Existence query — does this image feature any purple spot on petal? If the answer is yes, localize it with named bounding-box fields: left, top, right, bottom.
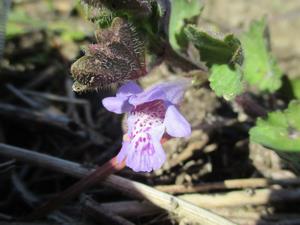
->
left=135, top=141, right=139, bottom=148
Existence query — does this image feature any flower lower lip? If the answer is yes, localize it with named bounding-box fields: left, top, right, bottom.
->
left=103, top=80, right=191, bottom=172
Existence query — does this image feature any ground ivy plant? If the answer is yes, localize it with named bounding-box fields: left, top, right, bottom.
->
left=70, top=0, right=300, bottom=172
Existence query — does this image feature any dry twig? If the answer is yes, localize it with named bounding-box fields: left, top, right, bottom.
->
left=82, top=197, right=136, bottom=225
left=179, top=188, right=300, bottom=208
left=155, top=178, right=300, bottom=194
left=98, top=201, right=160, bottom=217
left=26, top=156, right=124, bottom=220
left=0, top=143, right=235, bottom=225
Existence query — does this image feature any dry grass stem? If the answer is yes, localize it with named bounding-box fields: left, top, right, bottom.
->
left=0, top=143, right=235, bottom=225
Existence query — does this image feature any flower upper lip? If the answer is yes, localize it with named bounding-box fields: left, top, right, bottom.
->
left=102, top=79, right=191, bottom=114
left=128, top=79, right=191, bottom=107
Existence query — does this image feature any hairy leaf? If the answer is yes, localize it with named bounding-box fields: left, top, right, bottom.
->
left=71, top=17, right=146, bottom=92
left=250, top=101, right=300, bottom=152
left=209, top=64, right=244, bottom=100
left=169, top=0, right=202, bottom=50
left=290, top=78, right=300, bottom=99
left=241, top=18, right=282, bottom=92
left=82, top=0, right=152, bottom=17
left=185, top=25, right=243, bottom=67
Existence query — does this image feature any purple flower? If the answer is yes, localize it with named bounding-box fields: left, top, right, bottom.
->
left=102, top=80, right=191, bottom=172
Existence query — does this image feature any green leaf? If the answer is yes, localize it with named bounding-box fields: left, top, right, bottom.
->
left=290, top=78, right=300, bottom=99
left=7, top=7, right=90, bottom=41
left=250, top=101, right=300, bottom=152
left=241, top=18, right=282, bottom=92
left=6, top=9, right=46, bottom=38
left=49, top=22, right=86, bottom=41
left=209, top=64, right=244, bottom=100
left=185, top=25, right=242, bottom=67
left=169, top=0, right=202, bottom=50
left=185, top=25, right=244, bottom=100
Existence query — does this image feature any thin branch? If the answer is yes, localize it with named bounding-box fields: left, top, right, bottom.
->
left=235, top=93, right=268, bottom=118
left=98, top=201, right=160, bottom=217
left=99, top=200, right=300, bottom=224
left=0, top=223, right=58, bottom=225
left=22, top=90, right=89, bottom=105
left=155, top=178, right=300, bottom=194
left=22, top=66, right=57, bottom=90
left=168, top=137, right=209, bottom=169
left=11, top=172, right=39, bottom=206
left=26, top=157, right=125, bottom=220
left=0, top=103, right=80, bottom=138
left=0, top=103, right=107, bottom=145
left=0, top=143, right=235, bottom=225
left=22, top=89, right=94, bottom=127
left=6, top=84, right=42, bottom=109
left=179, top=188, right=300, bottom=208
left=82, top=197, right=136, bottom=225
left=214, top=209, right=300, bottom=221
